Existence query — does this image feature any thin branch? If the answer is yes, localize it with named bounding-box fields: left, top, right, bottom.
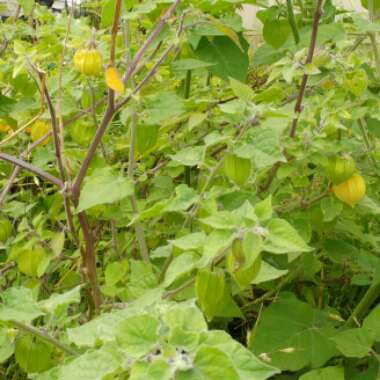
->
left=0, top=113, right=42, bottom=147
left=71, top=0, right=123, bottom=198
left=128, top=111, right=150, bottom=262
left=73, top=39, right=180, bottom=196
left=71, top=103, right=115, bottom=199
left=369, top=32, right=380, bottom=77
left=289, top=0, right=324, bottom=138
left=71, top=0, right=123, bottom=313
left=163, top=277, right=195, bottom=299
left=88, top=81, right=109, bottom=162
left=260, top=0, right=324, bottom=192
left=37, top=71, right=80, bottom=248
left=116, top=43, right=177, bottom=111
left=11, top=320, right=77, bottom=356
left=56, top=2, right=74, bottom=176
left=110, top=0, right=123, bottom=66
left=0, top=262, right=16, bottom=277
left=77, top=211, right=102, bottom=312
left=343, top=283, right=380, bottom=328
left=0, top=103, right=104, bottom=207
left=182, top=123, right=251, bottom=228
left=259, top=162, right=282, bottom=193
left=0, top=153, right=63, bottom=188
left=38, top=73, right=66, bottom=182
left=162, top=241, right=231, bottom=299
left=358, top=118, right=378, bottom=168
left=122, top=0, right=181, bottom=83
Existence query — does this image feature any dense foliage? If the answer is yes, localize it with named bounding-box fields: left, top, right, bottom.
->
left=0, top=0, right=380, bottom=379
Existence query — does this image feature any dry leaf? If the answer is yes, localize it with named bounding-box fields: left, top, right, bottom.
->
left=105, top=66, right=125, bottom=94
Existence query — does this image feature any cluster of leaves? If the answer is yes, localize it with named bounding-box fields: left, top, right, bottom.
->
left=0, top=0, right=379, bottom=379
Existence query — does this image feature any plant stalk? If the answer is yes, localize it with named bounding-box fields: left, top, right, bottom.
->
left=343, top=283, right=380, bottom=328
left=127, top=111, right=150, bottom=263
left=287, top=0, right=300, bottom=44
left=12, top=321, right=78, bottom=356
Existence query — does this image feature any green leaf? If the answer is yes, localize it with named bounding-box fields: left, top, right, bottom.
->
left=18, top=0, right=35, bottom=16
left=129, top=359, right=172, bottom=380
left=264, top=219, right=312, bottom=256
left=176, top=346, right=240, bottom=380
left=360, top=0, right=380, bottom=10
left=200, top=211, right=237, bottom=230
left=171, top=59, right=215, bottom=71
left=252, top=261, right=288, bottom=284
left=78, top=167, right=133, bottom=212
left=164, top=185, right=198, bottom=213
left=331, top=328, right=374, bottom=358
left=15, top=334, right=54, bottom=374
left=0, top=328, right=14, bottom=364
left=303, top=63, right=321, bottom=75
left=235, top=127, right=285, bottom=169
left=263, top=20, right=291, bottom=49
left=39, top=286, right=81, bottom=314
left=116, top=314, right=160, bottom=357
left=363, top=304, right=380, bottom=341
left=195, top=269, right=225, bottom=321
left=100, top=0, right=115, bottom=27
left=67, top=310, right=131, bottom=347
left=164, top=252, right=199, bottom=287
left=299, top=366, right=345, bottom=380
left=188, top=113, right=207, bottom=130
left=200, top=229, right=235, bottom=266
left=45, top=346, right=121, bottom=380
left=137, top=124, right=159, bottom=155
left=105, top=260, right=129, bottom=287
left=366, top=117, right=380, bottom=138
left=254, top=196, right=272, bottom=222
left=249, top=294, right=339, bottom=371
left=163, top=302, right=207, bottom=333
left=194, top=35, right=249, bottom=81
left=214, top=287, right=244, bottom=319
left=199, top=331, right=279, bottom=380
left=169, top=146, right=205, bottom=167
left=144, top=92, right=185, bottom=124
left=344, top=69, right=368, bottom=97
left=10, top=245, right=49, bottom=278
left=0, top=287, right=44, bottom=324
left=253, top=44, right=284, bottom=66
left=50, top=232, right=65, bottom=257
left=229, top=77, right=254, bottom=101
left=207, top=16, right=244, bottom=51
left=321, top=197, right=343, bottom=222
left=164, top=302, right=207, bottom=348
left=170, top=232, right=206, bottom=251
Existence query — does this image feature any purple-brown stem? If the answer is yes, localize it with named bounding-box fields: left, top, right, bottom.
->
left=0, top=153, right=63, bottom=188
left=122, top=0, right=181, bottom=83
left=260, top=0, right=324, bottom=192
left=289, top=0, right=324, bottom=138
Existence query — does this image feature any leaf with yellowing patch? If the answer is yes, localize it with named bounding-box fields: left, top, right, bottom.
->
left=105, top=66, right=125, bottom=94
left=207, top=16, right=243, bottom=52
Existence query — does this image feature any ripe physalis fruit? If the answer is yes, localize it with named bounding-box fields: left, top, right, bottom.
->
left=333, top=173, right=366, bottom=207
left=224, top=153, right=251, bottom=186
left=73, top=48, right=103, bottom=76
left=327, top=155, right=356, bottom=185
left=105, top=66, right=125, bottom=94
left=0, top=216, right=12, bottom=243
left=30, top=121, right=51, bottom=145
